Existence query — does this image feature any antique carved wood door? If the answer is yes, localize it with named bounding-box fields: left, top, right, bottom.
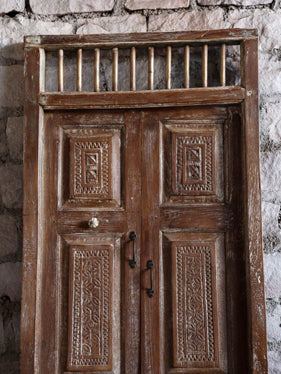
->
left=38, top=109, right=142, bottom=374
left=139, top=106, right=244, bottom=374
left=21, top=31, right=268, bottom=374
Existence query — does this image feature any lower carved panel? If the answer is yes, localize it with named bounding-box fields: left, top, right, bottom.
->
left=168, top=233, right=227, bottom=372
left=175, top=245, right=215, bottom=364
left=67, top=245, right=112, bottom=371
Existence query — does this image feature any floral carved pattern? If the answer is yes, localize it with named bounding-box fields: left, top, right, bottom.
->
left=174, top=134, right=214, bottom=194
left=71, top=138, right=111, bottom=198
left=68, top=247, right=111, bottom=370
left=175, top=245, right=215, bottom=364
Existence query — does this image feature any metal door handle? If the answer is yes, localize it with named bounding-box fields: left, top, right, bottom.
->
left=147, top=260, right=154, bottom=298
left=129, top=231, right=137, bottom=268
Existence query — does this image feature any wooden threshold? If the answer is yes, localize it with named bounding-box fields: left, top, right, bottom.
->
left=39, top=86, right=245, bottom=110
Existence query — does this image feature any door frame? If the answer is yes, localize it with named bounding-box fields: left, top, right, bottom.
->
left=21, top=30, right=267, bottom=373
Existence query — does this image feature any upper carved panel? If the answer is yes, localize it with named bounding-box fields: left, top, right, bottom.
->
left=59, top=127, right=122, bottom=209
left=162, top=121, right=225, bottom=204
left=173, top=134, right=214, bottom=194
left=71, top=138, right=111, bottom=198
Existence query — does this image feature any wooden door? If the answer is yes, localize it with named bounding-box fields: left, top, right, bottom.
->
left=36, top=109, right=142, bottom=374
left=21, top=30, right=268, bottom=374
left=140, top=106, right=247, bottom=374
left=35, top=105, right=248, bottom=374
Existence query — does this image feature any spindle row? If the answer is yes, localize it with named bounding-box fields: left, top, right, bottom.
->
left=56, top=43, right=228, bottom=92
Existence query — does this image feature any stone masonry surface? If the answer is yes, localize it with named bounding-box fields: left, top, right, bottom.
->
left=0, top=0, right=280, bottom=373
left=29, top=0, right=115, bottom=15
left=0, top=0, right=25, bottom=14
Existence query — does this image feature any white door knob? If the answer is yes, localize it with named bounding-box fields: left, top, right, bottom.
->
left=88, top=217, right=99, bottom=228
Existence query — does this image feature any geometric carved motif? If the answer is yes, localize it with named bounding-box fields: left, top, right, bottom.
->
left=174, top=133, right=214, bottom=194
left=68, top=246, right=111, bottom=370
left=71, top=138, right=111, bottom=198
left=175, top=245, right=215, bottom=365
left=84, top=151, right=100, bottom=184
left=184, top=144, right=205, bottom=182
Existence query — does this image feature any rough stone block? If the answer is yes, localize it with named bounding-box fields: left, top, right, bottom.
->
left=268, top=351, right=281, bottom=374
left=0, top=361, right=20, bottom=374
left=264, top=253, right=281, bottom=298
left=77, top=14, right=147, bottom=34
left=0, top=299, right=20, bottom=357
left=0, top=164, right=23, bottom=209
left=12, top=310, right=20, bottom=353
left=263, top=235, right=281, bottom=255
left=0, top=0, right=25, bottom=14
left=6, top=117, right=23, bottom=161
left=260, top=152, right=281, bottom=198
left=125, top=0, right=189, bottom=10
left=262, top=202, right=281, bottom=237
left=0, top=16, right=74, bottom=60
left=0, top=262, right=22, bottom=301
left=228, top=9, right=281, bottom=52
left=149, top=9, right=230, bottom=32
left=259, top=53, right=281, bottom=96
left=0, top=312, right=4, bottom=354
left=30, top=0, right=114, bottom=14
left=0, top=215, right=18, bottom=258
left=0, top=118, right=7, bottom=158
left=0, top=66, right=24, bottom=107
left=266, top=300, right=281, bottom=342
left=198, top=0, right=271, bottom=4
left=260, top=101, right=281, bottom=145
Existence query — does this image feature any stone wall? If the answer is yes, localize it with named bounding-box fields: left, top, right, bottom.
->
left=0, top=1, right=280, bottom=373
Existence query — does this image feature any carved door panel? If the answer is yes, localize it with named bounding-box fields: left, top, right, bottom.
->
left=34, top=105, right=250, bottom=374
left=36, top=110, right=142, bottom=374
left=140, top=106, right=248, bottom=374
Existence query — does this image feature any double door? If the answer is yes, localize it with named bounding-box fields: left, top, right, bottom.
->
left=38, top=105, right=248, bottom=373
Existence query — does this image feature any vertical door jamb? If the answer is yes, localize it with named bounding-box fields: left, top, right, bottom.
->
left=21, top=46, right=45, bottom=373
left=241, top=37, right=268, bottom=374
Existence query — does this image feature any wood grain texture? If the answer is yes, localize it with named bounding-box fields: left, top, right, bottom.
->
left=123, top=110, right=142, bottom=374
left=184, top=45, right=190, bottom=89
left=39, top=87, right=245, bottom=110
left=21, top=46, right=45, bottom=374
left=112, top=48, right=118, bottom=92
left=58, top=49, right=63, bottom=92
left=220, top=44, right=226, bottom=87
left=224, top=106, right=249, bottom=373
left=25, top=29, right=258, bottom=49
left=160, top=205, right=232, bottom=231
left=148, top=47, right=154, bottom=90
left=141, top=110, right=161, bottom=374
left=130, top=47, right=136, bottom=91
left=166, top=46, right=172, bottom=90
left=241, top=38, right=268, bottom=374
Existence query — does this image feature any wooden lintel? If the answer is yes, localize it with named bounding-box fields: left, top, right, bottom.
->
left=24, top=29, right=258, bottom=50
left=39, top=86, right=245, bottom=110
